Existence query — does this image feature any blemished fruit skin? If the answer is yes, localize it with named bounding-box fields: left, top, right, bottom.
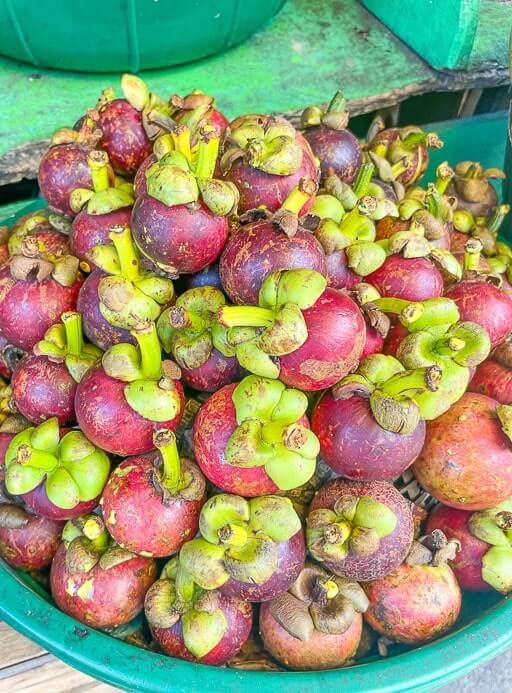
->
left=312, top=391, right=426, bottom=480
left=445, top=281, right=512, bottom=349
left=11, top=354, right=77, bottom=425
left=366, top=256, right=444, bottom=302
left=223, top=136, right=318, bottom=216
left=426, top=504, right=490, bottom=591
left=413, top=392, right=512, bottom=510
left=77, top=270, right=134, bottom=352
left=180, top=349, right=241, bottom=392
left=309, top=478, right=414, bottom=582
left=219, top=221, right=327, bottom=306
left=151, top=594, right=253, bottom=666
left=70, top=207, right=133, bottom=269
left=324, top=249, right=361, bottom=291
left=364, top=562, right=462, bottom=643
left=101, top=454, right=205, bottom=557
left=304, top=125, right=362, bottom=185
left=259, top=604, right=362, bottom=670
left=50, top=542, right=157, bottom=629
left=131, top=196, right=229, bottom=275
left=0, top=266, right=83, bottom=352
left=277, top=288, right=366, bottom=392
left=0, top=514, right=63, bottom=570
left=470, top=359, right=512, bottom=404
left=97, top=99, right=152, bottom=176
left=75, top=365, right=184, bottom=457
left=192, top=382, right=310, bottom=496
left=220, top=528, right=306, bottom=603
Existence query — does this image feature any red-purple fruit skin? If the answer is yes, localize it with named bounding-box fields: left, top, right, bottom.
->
left=77, top=270, right=134, bottom=351
left=181, top=350, right=241, bottom=392
left=97, top=99, right=152, bottom=176
left=470, top=359, right=512, bottom=403
left=361, top=325, right=384, bottom=359
left=325, top=249, right=362, bottom=290
left=224, top=137, right=318, bottom=215
left=134, top=154, right=155, bottom=198
left=22, top=482, right=100, bottom=521
left=426, top=504, right=490, bottom=591
left=219, top=221, right=327, bottom=305
left=304, top=126, right=362, bottom=185
left=445, top=281, right=512, bottom=349
left=131, top=196, right=229, bottom=275
left=70, top=207, right=132, bottom=269
left=278, top=288, right=365, bottom=391
left=220, top=529, right=306, bottom=602
left=414, top=392, right=512, bottom=510
left=0, top=265, right=83, bottom=352
left=310, top=478, right=414, bottom=581
left=383, top=322, right=409, bottom=357
left=312, top=392, right=426, bottom=480
left=75, top=365, right=185, bottom=457
left=152, top=594, right=252, bottom=666
left=364, top=561, right=461, bottom=643
left=0, top=514, right=63, bottom=570
left=50, top=542, right=157, bottom=628
left=260, top=603, right=362, bottom=670
left=11, top=354, right=76, bottom=425
left=366, top=256, right=444, bottom=302
left=38, top=145, right=114, bottom=218
left=101, top=454, right=205, bottom=557
left=193, top=382, right=311, bottom=496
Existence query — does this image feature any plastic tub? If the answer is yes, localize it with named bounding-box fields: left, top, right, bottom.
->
left=0, top=0, right=286, bottom=72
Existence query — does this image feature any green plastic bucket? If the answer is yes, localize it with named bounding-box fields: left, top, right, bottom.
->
left=0, top=111, right=510, bottom=690
left=0, top=0, right=286, bottom=72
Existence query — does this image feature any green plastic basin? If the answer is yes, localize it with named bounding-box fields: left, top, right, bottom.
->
left=0, top=111, right=510, bottom=690
left=0, top=0, right=286, bottom=72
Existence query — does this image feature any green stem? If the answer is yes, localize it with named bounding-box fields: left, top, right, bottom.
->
left=426, top=187, right=442, bottom=219
left=82, top=516, right=109, bottom=552
left=218, top=305, right=275, bottom=329
left=435, top=162, right=454, bottom=195
left=281, top=184, right=311, bottom=215
left=171, top=126, right=192, bottom=164
left=195, top=129, right=220, bottom=180
left=372, top=297, right=414, bottom=316
left=372, top=143, right=388, bottom=158
left=391, top=159, right=408, bottom=177
left=327, top=90, right=346, bottom=113
left=464, top=239, right=482, bottom=272
left=337, top=207, right=368, bottom=240
left=488, top=205, right=511, bottom=235
left=109, top=225, right=141, bottom=282
left=168, top=307, right=208, bottom=334
left=380, top=366, right=441, bottom=397
left=87, top=151, right=110, bottom=193
left=131, top=322, right=162, bottom=380
left=435, top=336, right=466, bottom=356
left=401, top=131, right=429, bottom=150
left=154, top=429, right=182, bottom=494
left=352, top=162, right=375, bottom=198
left=61, top=312, right=84, bottom=357
left=218, top=523, right=249, bottom=547
left=16, top=445, right=57, bottom=471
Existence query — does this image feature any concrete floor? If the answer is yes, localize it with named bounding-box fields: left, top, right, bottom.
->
left=437, top=649, right=512, bottom=692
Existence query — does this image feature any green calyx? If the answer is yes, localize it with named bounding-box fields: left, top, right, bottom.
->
left=102, top=321, right=182, bottom=423
left=119, top=74, right=176, bottom=140
left=34, top=312, right=102, bottom=382
left=144, top=557, right=228, bottom=658
left=218, top=269, right=326, bottom=379
left=157, top=286, right=234, bottom=370
left=4, top=418, right=110, bottom=510
left=221, top=115, right=303, bottom=176
left=301, top=91, right=350, bottom=131
left=69, top=150, right=134, bottom=215
left=62, top=514, right=136, bottom=574
left=469, top=500, right=512, bottom=594
left=332, top=353, right=441, bottom=434
left=9, top=239, right=80, bottom=288
left=152, top=429, right=205, bottom=500
left=7, top=211, right=52, bottom=256
left=223, top=375, right=318, bottom=490
left=179, top=494, right=301, bottom=588
left=91, top=224, right=174, bottom=331
left=307, top=494, right=397, bottom=563
left=269, top=562, right=369, bottom=641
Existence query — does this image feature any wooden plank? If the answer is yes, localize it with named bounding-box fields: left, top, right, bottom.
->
left=2, top=658, right=119, bottom=692
left=0, top=622, right=45, bottom=669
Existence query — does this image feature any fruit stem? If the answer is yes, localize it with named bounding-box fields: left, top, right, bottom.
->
left=218, top=523, right=248, bottom=547
left=15, top=445, right=56, bottom=471
left=82, top=516, right=109, bottom=552
left=435, top=162, right=454, bottom=195
left=109, top=225, right=141, bottom=282
left=464, top=238, right=483, bottom=272
left=194, top=127, right=220, bottom=180
left=372, top=297, right=415, bottom=316
left=380, top=365, right=441, bottom=396
left=168, top=306, right=208, bottom=334
left=154, top=429, right=182, bottom=495
left=280, top=180, right=314, bottom=215
left=171, top=125, right=192, bottom=164
left=61, top=312, right=84, bottom=356
left=131, top=321, right=162, bottom=380
left=218, top=305, right=275, bottom=329
left=352, top=163, right=375, bottom=199
left=488, top=205, right=510, bottom=234
left=87, top=150, right=110, bottom=193
left=391, top=159, right=408, bottom=178
left=327, top=91, right=346, bottom=113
